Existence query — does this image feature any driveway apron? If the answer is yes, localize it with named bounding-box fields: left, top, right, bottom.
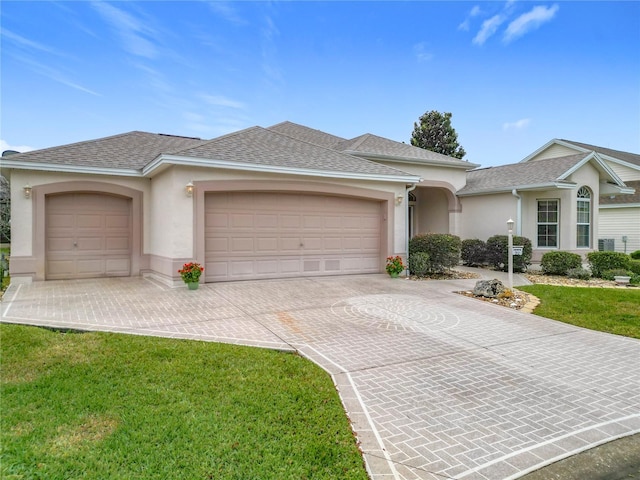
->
left=2, top=275, right=639, bottom=480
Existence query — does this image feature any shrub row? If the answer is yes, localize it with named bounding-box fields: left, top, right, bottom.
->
left=460, top=236, right=532, bottom=272
left=540, top=250, right=640, bottom=283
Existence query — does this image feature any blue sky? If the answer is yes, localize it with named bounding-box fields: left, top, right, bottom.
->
left=2, top=1, right=639, bottom=166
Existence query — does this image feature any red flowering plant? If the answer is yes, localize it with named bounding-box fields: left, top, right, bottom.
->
left=178, top=262, right=204, bottom=283
left=385, top=256, right=405, bottom=276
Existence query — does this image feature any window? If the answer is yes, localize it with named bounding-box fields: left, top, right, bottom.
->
left=537, top=199, right=559, bottom=247
left=577, top=187, right=591, bottom=248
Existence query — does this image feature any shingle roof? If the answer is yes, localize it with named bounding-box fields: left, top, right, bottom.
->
left=267, top=121, right=346, bottom=149
left=561, top=140, right=640, bottom=168
left=172, top=126, right=416, bottom=178
left=3, top=131, right=206, bottom=170
left=333, top=133, right=477, bottom=169
left=457, top=153, right=590, bottom=195
left=600, top=180, right=640, bottom=205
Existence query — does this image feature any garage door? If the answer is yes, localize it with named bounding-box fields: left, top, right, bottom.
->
left=205, top=192, right=381, bottom=282
left=46, top=193, right=132, bottom=280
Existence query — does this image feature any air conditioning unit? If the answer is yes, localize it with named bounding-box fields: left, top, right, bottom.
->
left=598, top=239, right=615, bottom=251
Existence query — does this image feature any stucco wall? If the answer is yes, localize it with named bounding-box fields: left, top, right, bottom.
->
left=459, top=192, right=517, bottom=241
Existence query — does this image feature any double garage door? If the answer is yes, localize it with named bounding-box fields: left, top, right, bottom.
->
left=46, top=193, right=132, bottom=280
left=205, top=192, right=382, bottom=282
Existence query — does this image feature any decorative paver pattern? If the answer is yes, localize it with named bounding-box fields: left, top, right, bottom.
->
left=2, top=275, right=639, bottom=480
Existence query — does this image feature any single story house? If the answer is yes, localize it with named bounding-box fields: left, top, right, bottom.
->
left=1, top=121, right=635, bottom=284
left=521, top=139, right=640, bottom=255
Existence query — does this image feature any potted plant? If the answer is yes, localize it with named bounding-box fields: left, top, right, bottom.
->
left=179, top=262, right=204, bottom=290
left=385, top=256, right=405, bottom=278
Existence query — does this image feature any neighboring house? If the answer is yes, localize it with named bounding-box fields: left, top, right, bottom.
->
left=1, top=122, right=635, bottom=284
left=522, top=139, right=640, bottom=255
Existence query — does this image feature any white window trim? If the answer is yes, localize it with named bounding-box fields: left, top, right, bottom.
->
left=537, top=198, right=560, bottom=249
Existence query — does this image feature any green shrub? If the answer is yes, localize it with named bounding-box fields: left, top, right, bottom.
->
left=461, top=239, right=487, bottom=266
left=485, top=235, right=532, bottom=272
left=586, top=251, right=630, bottom=278
left=628, top=259, right=640, bottom=275
left=566, top=267, right=591, bottom=280
left=630, top=250, right=640, bottom=260
left=601, top=269, right=633, bottom=281
left=408, top=252, right=430, bottom=277
left=408, top=233, right=461, bottom=273
left=540, top=251, right=583, bottom=276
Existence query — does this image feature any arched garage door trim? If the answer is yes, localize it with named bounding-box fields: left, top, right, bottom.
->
left=32, top=181, right=143, bottom=281
left=193, top=180, right=395, bottom=280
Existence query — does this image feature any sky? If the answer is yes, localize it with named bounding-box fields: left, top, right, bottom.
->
left=1, top=0, right=639, bottom=167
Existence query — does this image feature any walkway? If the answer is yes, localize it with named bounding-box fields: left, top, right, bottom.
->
left=2, top=274, right=639, bottom=479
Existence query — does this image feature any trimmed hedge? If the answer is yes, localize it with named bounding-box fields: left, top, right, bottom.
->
left=461, top=239, right=487, bottom=267
left=540, top=251, right=583, bottom=276
left=630, top=250, right=640, bottom=260
left=567, top=267, right=591, bottom=280
left=628, top=259, right=640, bottom=275
left=485, top=235, right=532, bottom=272
left=409, top=233, right=461, bottom=273
left=586, top=251, right=630, bottom=278
left=408, top=252, right=430, bottom=277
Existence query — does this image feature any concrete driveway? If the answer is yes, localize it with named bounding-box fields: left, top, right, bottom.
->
left=2, top=274, right=639, bottom=480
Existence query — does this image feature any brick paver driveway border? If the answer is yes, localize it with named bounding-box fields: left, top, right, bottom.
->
left=2, top=274, right=639, bottom=480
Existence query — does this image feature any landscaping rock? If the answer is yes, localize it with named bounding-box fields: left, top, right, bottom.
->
left=473, top=279, right=506, bottom=298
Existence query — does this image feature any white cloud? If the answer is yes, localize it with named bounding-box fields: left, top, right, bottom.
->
left=91, top=1, right=159, bottom=58
left=207, top=1, right=247, bottom=26
left=458, top=5, right=482, bottom=31
left=503, top=118, right=531, bottom=130
left=473, top=14, right=506, bottom=45
left=1, top=140, right=35, bottom=153
left=200, top=94, right=245, bottom=110
left=16, top=57, right=101, bottom=96
left=1, top=29, right=67, bottom=57
left=413, top=42, right=433, bottom=62
left=504, top=4, right=559, bottom=43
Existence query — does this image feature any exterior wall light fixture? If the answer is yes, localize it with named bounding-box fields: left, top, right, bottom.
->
left=24, top=184, right=32, bottom=198
left=185, top=181, right=194, bottom=197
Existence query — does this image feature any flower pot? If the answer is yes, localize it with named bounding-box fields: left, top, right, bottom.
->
left=187, top=282, right=199, bottom=290
left=614, top=276, right=631, bottom=285
left=388, top=272, right=400, bottom=278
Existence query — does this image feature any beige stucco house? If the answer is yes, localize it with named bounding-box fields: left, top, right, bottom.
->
left=521, top=139, right=640, bottom=255
left=1, top=122, right=635, bottom=284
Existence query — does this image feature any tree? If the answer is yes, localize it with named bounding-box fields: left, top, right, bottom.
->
left=410, top=110, right=466, bottom=159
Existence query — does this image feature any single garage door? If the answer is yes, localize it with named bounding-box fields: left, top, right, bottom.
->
left=205, top=192, right=381, bottom=282
left=46, top=193, right=132, bottom=280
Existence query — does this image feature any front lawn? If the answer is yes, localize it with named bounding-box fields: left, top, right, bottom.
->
left=0, top=324, right=368, bottom=479
left=518, top=285, right=640, bottom=339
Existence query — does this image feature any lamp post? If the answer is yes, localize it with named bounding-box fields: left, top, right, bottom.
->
left=507, top=218, right=514, bottom=289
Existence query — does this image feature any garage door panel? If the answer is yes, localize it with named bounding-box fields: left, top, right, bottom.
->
left=280, top=215, right=301, bottom=228
left=256, top=214, right=278, bottom=228
left=77, top=236, right=104, bottom=251
left=46, top=193, right=131, bottom=280
left=48, top=213, right=74, bottom=228
left=106, top=236, right=130, bottom=251
left=48, top=237, right=75, bottom=253
left=229, top=237, right=254, bottom=252
left=77, top=214, right=102, bottom=228
left=207, top=213, right=229, bottom=228
left=231, top=214, right=254, bottom=228
left=206, top=237, right=229, bottom=252
left=205, top=192, right=381, bottom=282
left=256, top=237, right=278, bottom=252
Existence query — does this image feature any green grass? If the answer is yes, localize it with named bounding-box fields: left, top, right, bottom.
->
left=518, top=285, right=640, bottom=339
left=0, top=324, right=368, bottom=479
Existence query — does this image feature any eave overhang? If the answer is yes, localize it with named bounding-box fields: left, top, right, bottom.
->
left=456, top=181, right=577, bottom=197
left=344, top=151, right=480, bottom=170
left=144, top=154, right=423, bottom=183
